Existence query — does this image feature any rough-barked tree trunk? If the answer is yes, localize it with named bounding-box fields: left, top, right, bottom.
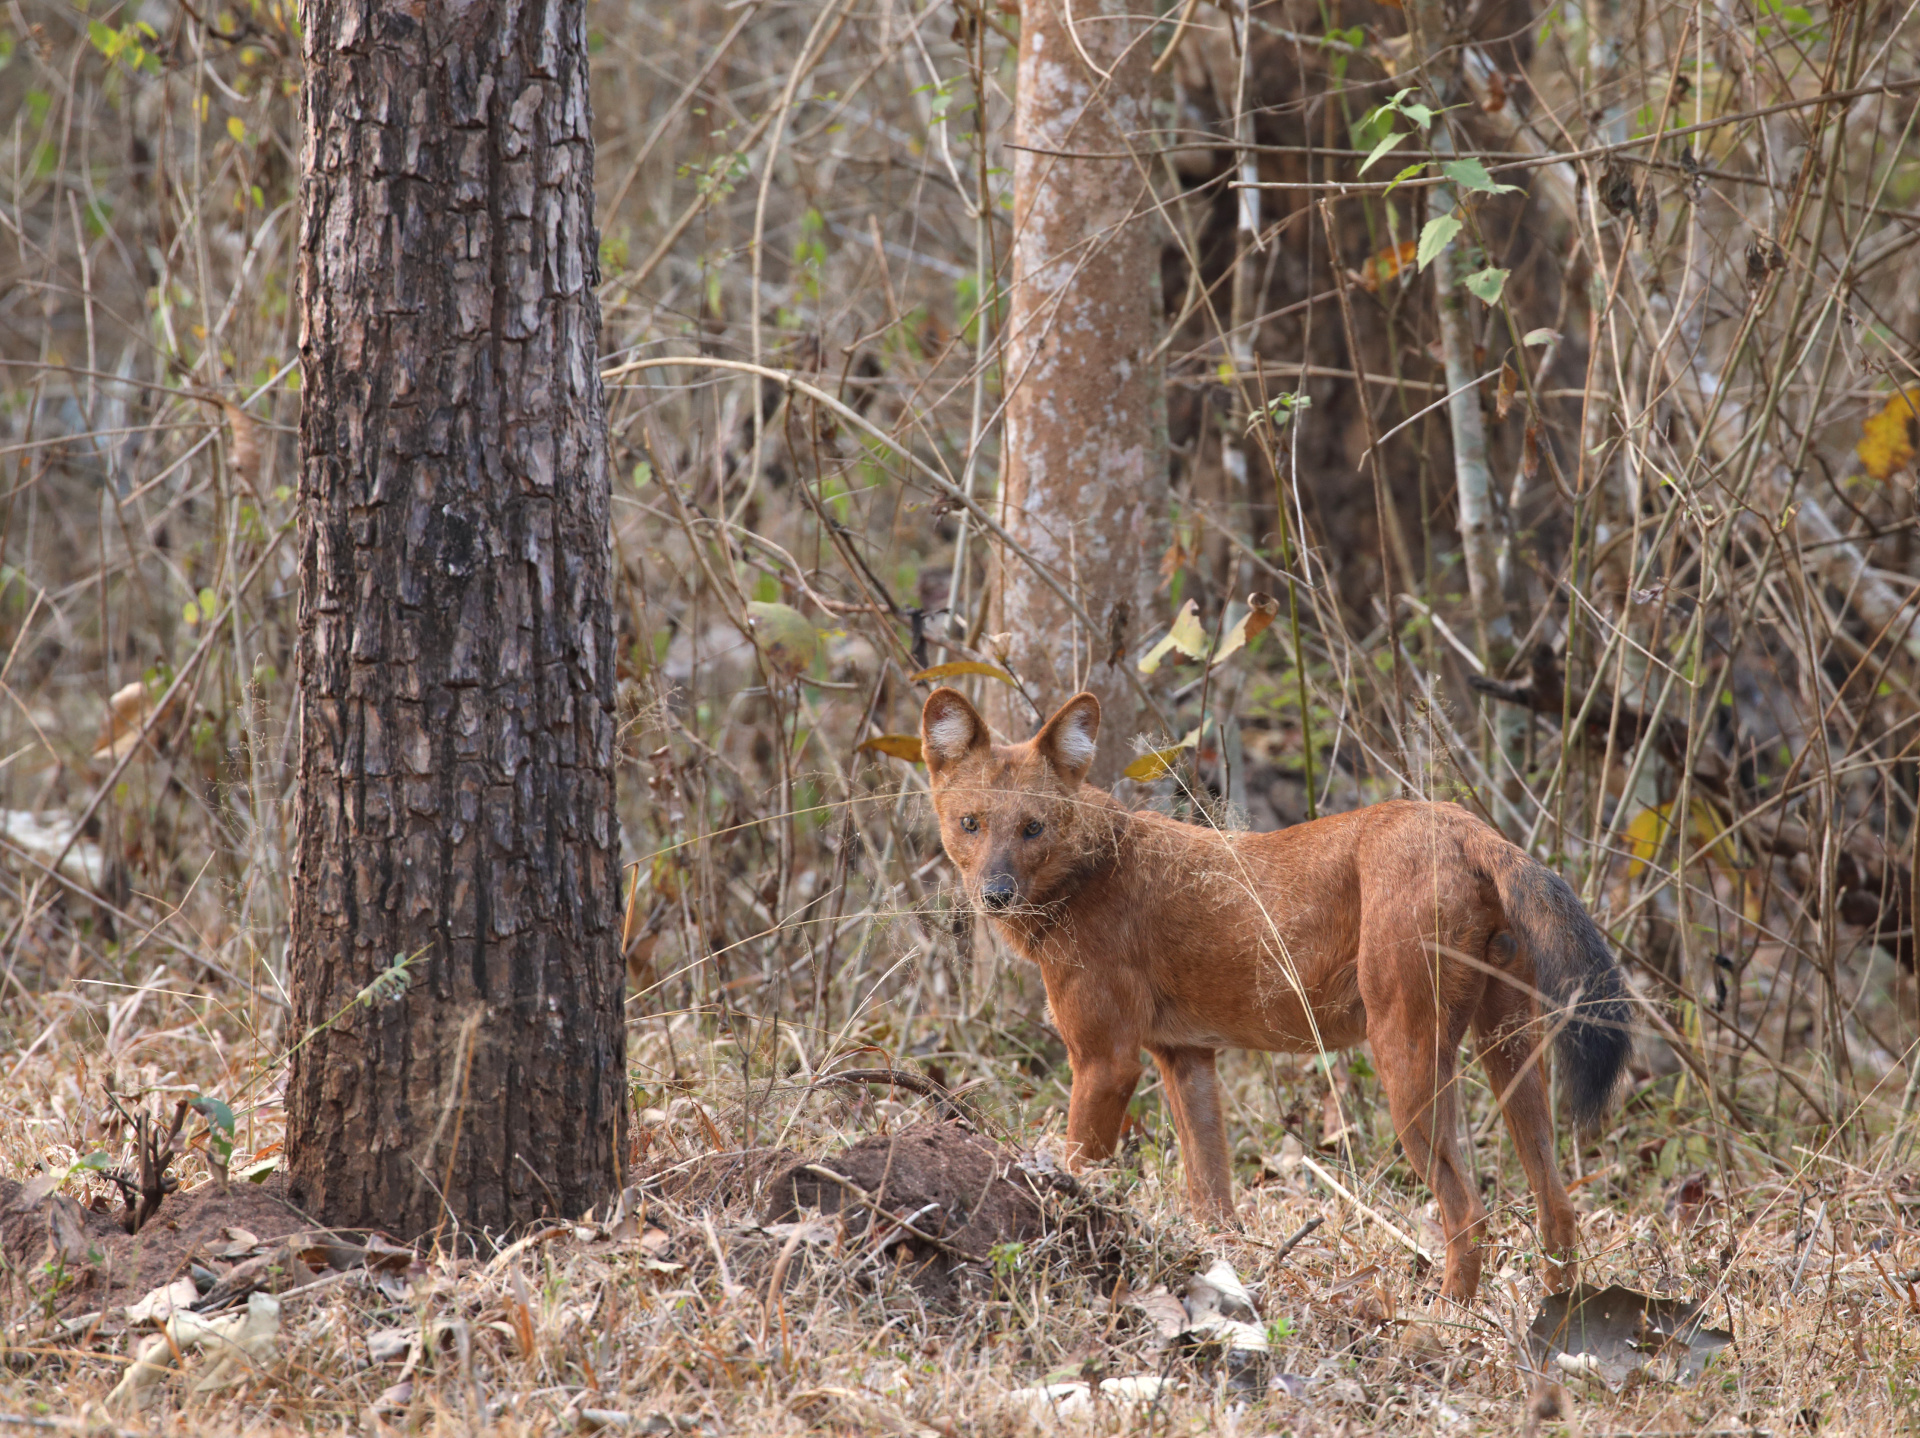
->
left=993, top=0, right=1169, bottom=780
left=290, top=0, right=625, bottom=1236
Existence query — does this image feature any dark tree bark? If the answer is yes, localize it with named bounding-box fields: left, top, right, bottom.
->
left=290, top=0, right=625, bottom=1236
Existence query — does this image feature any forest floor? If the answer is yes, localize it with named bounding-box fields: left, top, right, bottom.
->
left=3, top=1024, right=1918, bottom=1437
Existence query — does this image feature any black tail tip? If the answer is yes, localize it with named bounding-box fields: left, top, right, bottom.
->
left=1559, top=996, right=1633, bottom=1133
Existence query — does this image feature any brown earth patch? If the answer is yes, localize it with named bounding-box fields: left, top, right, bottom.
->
left=1, top=1173, right=326, bottom=1314
left=759, top=1121, right=1121, bottom=1300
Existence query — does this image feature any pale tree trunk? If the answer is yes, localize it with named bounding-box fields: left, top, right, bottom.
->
left=1404, top=0, right=1512, bottom=666
left=993, top=0, right=1169, bottom=779
left=290, top=0, right=626, bottom=1236
left=1405, top=0, right=1527, bottom=829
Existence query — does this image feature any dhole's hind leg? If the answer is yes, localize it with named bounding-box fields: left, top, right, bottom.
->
left=1147, top=1044, right=1235, bottom=1221
left=1361, top=954, right=1487, bottom=1301
left=1474, top=984, right=1579, bottom=1291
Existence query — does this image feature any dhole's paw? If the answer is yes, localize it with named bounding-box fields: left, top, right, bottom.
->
left=1543, top=1253, right=1578, bottom=1294
left=1031, top=1133, right=1082, bottom=1172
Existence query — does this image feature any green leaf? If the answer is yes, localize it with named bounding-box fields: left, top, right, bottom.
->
left=1382, top=162, right=1426, bottom=198
left=189, top=1095, right=236, bottom=1136
left=1463, top=266, right=1510, bottom=304
left=1416, top=213, right=1463, bottom=271
left=1440, top=157, right=1521, bottom=195
left=1395, top=99, right=1434, bottom=131
left=1357, top=130, right=1407, bottom=175
left=1523, top=327, right=1562, bottom=346
left=73, top=1151, right=111, bottom=1173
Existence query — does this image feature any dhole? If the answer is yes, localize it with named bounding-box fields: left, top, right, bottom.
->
left=920, top=687, right=1630, bottom=1301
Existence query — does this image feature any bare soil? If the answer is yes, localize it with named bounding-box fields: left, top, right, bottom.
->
left=2, top=1173, right=323, bottom=1314
left=760, top=1120, right=1120, bottom=1299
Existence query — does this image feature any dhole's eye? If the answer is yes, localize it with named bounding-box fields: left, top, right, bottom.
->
left=960, top=815, right=979, bottom=834
left=1023, top=819, right=1044, bottom=839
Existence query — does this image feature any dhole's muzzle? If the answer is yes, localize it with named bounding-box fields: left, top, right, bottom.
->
left=979, top=869, right=1018, bottom=911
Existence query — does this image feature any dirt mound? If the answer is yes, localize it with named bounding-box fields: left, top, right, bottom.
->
left=639, top=1146, right=802, bottom=1210
left=2, top=1173, right=323, bottom=1313
left=761, top=1121, right=1116, bottom=1299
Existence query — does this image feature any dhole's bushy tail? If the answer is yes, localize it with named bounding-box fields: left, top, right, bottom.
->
left=1492, top=853, right=1632, bottom=1130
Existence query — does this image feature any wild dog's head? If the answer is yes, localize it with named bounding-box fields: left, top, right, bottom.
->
left=920, top=687, right=1114, bottom=914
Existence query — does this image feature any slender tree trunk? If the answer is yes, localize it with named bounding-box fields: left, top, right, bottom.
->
left=993, top=0, right=1169, bottom=778
left=1406, top=0, right=1527, bottom=827
left=290, top=0, right=625, bottom=1236
left=1404, top=0, right=1511, bottom=664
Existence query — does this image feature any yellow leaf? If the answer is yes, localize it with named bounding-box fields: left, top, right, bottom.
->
left=856, top=734, right=924, bottom=763
left=909, top=660, right=1016, bottom=685
left=1857, top=387, right=1920, bottom=482
left=1210, top=592, right=1280, bottom=669
left=1360, top=239, right=1419, bottom=291
left=1622, top=802, right=1675, bottom=879
left=226, top=116, right=246, bottom=144
left=1123, top=726, right=1201, bottom=782
left=744, top=602, right=817, bottom=682
left=1137, top=599, right=1207, bottom=674
left=1623, top=798, right=1738, bottom=878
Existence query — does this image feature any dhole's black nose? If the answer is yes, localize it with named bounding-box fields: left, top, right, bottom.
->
left=981, top=875, right=1017, bottom=911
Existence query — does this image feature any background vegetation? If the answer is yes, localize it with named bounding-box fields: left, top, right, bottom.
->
left=2, top=0, right=1919, bottom=1429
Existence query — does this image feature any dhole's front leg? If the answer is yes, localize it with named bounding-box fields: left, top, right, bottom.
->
left=1148, top=1044, right=1235, bottom=1221
left=1062, top=1045, right=1142, bottom=1169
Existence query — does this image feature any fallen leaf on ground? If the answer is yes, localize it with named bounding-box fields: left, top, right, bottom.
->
left=1528, top=1282, right=1732, bottom=1390
left=106, top=1290, right=281, bottom=1412
left=1187, top=1257, right=1259, bottom=1321
left=1009, top=1375, right=1171, bottom=1419
left=124, top=1276, right=199, bottom=1326
left=1129, top=1285, right=1188, bottom=1343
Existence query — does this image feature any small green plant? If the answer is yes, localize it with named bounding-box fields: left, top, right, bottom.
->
left=988, top=1239, right=1026, bottom=1281
left=357, top=950, right=422, bottom=1008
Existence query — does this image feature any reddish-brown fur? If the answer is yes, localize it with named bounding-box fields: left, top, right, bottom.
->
left=921, top=687, right=1630, bottom=1302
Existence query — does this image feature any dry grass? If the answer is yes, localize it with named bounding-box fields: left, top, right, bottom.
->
left=4, top=0, right=1920, bottom=1430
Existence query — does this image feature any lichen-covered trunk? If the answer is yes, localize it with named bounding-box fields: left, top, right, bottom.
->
left=993, top=0, right=1168, bottom=778
left=290, top=0, right=625, bottom=1236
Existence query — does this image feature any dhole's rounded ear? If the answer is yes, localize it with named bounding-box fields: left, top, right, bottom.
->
left=1035, top=692, right=1100, bottom=785
left=920, top=687, right=990, bottom=777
